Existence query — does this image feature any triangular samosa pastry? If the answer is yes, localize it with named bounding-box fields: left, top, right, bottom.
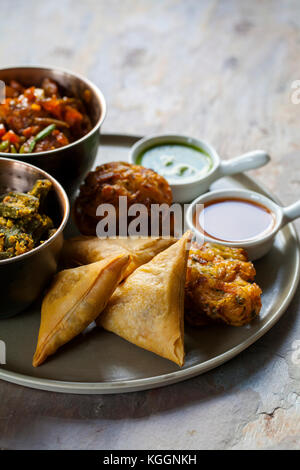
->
left=62, top=236, right=176, bottom=279
left=33, top=254, right=130, bottom=367
left=97, top=231, right=192, bottom=366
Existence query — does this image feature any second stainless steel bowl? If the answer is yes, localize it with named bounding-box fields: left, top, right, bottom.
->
left=0, top=157, right=69, bottom=318
left=0, top=66, right=106, bottom=198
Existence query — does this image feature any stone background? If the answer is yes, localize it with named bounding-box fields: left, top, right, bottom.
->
left=0, top=0, right=300, bottom=449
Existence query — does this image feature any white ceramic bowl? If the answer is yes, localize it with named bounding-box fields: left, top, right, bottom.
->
left=186, top=188, right=300, bottom=260
left=129, top=134, right=270, bottom=203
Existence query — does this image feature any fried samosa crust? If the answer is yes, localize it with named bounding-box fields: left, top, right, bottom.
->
left=33, top=254, right=130, bottom=367
left=62, top=236, right=176, bottom=279
left=97, top=231, right=192, bottom=366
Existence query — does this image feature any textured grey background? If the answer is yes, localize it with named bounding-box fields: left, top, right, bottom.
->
left=1, top=0, right=300, bottom=450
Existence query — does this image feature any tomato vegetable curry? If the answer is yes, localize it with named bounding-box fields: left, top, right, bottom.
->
left=0, top=78, right=91, bottom=153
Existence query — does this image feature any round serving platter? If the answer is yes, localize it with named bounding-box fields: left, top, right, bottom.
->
left=0, top=133, right=299, bottom=394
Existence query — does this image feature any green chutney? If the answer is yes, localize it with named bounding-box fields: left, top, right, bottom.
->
left=136, top=143, right=212, bottom=183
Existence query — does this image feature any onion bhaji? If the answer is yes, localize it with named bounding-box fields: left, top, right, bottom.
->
left=74, top=161, right=173, bottom=236
left=185, top=242, right=262, bottom=327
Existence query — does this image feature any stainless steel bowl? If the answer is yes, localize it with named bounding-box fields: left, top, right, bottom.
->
left=0, top=157, right=69, bottom=318
left=0, top=66, right=106, bottom=198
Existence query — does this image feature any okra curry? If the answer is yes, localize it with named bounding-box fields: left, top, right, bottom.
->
left=0, top=78, right=91, bottom=153
left=0, top=179, right=56, bottom=259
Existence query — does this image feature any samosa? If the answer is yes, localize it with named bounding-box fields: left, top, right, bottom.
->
left=62, top=236, right=176, bottom=279
left=97, top=231, right=192, bottom=366
left=33, top=254, right=130, bottom=367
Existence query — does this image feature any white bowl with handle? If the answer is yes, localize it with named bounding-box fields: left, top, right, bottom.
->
left=129, top=134, right=270, bottom=203
left=186, top=188, right=300, bottom=260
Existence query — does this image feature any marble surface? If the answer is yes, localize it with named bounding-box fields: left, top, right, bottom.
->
left=1, top=0, right=300, bottom=450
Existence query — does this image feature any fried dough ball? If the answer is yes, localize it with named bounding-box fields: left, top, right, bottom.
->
left=74, top=161, right=173, bottom=236
left=185, top=242, right=262, bottom=327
